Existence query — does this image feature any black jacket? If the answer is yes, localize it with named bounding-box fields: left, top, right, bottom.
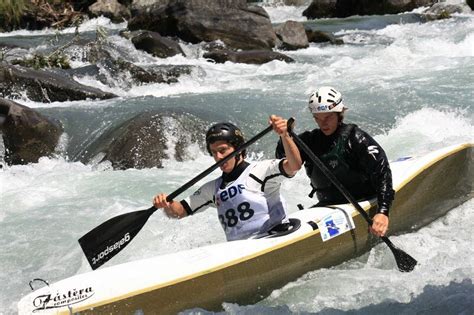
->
left=276, top=123, right=394, bottom=214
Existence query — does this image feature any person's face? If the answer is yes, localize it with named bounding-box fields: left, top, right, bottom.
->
left=209, top=140, right=237, bottom=173
left=313, top=112, right=339, bottom=136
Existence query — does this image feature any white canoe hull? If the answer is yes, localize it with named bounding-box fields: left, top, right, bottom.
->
left=18, top=143, right=473, bottom=314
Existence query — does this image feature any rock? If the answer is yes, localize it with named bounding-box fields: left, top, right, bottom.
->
left=113, top=59, right=195, bottom=84
left=467, top=0, right=474, bottom=10
left=131, top=0, right=169, bottom=14
left=65, top=42, right=196, bottom=89
left=72, top=0, right=97, bottom=11
left=130, top=31, right=185, bottom=58
left=422, top=3, right=472, bottom=21
left=0, top=63, right=116, bottom=102
left=0, top=98, right=63, bottom=165
left=274, top=20, right=309, bottom=50
left=303, top=0, right=337, bottom=19
left=80, top=111, right=207, bottom=169
left=65, top=64, right=102, bottom=78
left=303, top=0, right=436, bottom=19
left=281, top=0, right=309, bottom=5
left=88, top=0, right=131, bottom=22
left=0, top=46, right=30, bottom=65
left=203, top=49, right=294, bottom=64
left=128, top=0, right=277, bottom=50
left=305, top=29, right=343, bottom=45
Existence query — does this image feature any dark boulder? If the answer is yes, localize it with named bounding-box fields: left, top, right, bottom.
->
left=303, top=0, right=337, bottom=19
left=114, top=59, right=195, bottom=84
left=467, top=0, right=474, bottom=10
left=128, top=0, right=277, bottom=50
left=303, top=0, right=436, bottom=19
left=0, top=63, right=116, bottom=103
left=203, top=49, right=294, bottom=64
left=80, top=111, right=207, bottom=169
left=305, top=29, right=344, bottom=45
left=130, top=31, right=185, bottom=58
left=274, top=21, right=309, bottom=50
left=0, top=98, right=63, bottom=165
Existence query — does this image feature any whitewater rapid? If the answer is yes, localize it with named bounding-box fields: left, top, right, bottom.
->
left=0, top=2, right=473, bottom=314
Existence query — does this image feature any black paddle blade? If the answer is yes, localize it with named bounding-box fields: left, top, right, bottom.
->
left=78, top=207, right=156, bottom=270
left=382, top=236, right=417, bottom=272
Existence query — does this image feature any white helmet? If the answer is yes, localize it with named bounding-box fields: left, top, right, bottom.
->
left=308, top=86, right=346, bottom=114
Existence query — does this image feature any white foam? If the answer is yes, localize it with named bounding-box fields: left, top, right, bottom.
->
left=377, top=108, right=474, bottom=157
left=260, top=4, right=309, bottom=24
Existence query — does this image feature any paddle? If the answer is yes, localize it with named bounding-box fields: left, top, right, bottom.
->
left=287, top=125, right=417, bottom=272
left=79, top=124, right=274, bottom=270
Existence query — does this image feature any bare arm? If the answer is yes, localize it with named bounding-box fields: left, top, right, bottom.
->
left=153, top=193, right=188, bottom=219
left=269, top=115, right=302, bottom=176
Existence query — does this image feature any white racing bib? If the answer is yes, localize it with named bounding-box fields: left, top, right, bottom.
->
left=215, top=164, right=271, bottom=241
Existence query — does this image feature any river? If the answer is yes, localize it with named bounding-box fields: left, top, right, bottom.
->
left=0, top=2, right=473, bottom=314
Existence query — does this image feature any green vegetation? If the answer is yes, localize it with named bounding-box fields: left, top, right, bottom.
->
left=0, top=0, right=28, bottom=31
left=12, top=52, right=71, bottom=69
left=437, top=10, right=451, bottom=20
left=96, top=25, right=108, bottom=43
left=3, top=19, right=107, bottom=70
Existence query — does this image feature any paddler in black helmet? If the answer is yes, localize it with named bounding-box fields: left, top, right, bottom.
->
left=276, top=86, right=395, bottom=237
left=153, top=115, right=302, bottom=241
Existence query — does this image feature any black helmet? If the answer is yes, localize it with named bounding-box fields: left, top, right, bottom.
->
left=205, top=122, right=245, bottom=156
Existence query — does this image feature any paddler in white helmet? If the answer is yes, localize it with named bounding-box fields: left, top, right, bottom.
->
left=276, top=86, right=394, bottom=237
left=153, top=115, right=302, bottom=241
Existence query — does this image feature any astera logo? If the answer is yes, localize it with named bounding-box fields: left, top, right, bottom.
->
left=32, top=287, right=94, bottom=311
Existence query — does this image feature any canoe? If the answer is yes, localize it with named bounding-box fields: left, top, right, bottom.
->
left=17, top=143, right=473, bottom=314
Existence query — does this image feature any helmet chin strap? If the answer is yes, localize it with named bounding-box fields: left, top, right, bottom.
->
left=220, top=152, right=245, bottom=188
left=230, top=153, right=242, bottom=173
